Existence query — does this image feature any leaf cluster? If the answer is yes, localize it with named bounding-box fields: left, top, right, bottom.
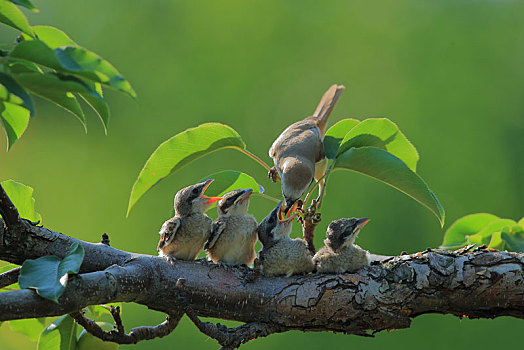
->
left=0, top=0, right=135, bottom=150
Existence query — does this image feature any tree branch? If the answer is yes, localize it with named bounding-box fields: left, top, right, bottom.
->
left=0, top=190, right=523, bottom=348
left=0, top=266, right=20, bottom=288
left=0, top=184, right=21, bottom=228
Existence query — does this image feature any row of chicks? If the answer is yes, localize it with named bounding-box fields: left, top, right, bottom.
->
left=157, top=179, right=370, bottom=277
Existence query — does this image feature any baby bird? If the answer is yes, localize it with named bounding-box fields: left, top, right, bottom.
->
left=257, top=202, right=314, bottom=277
left=157, top=179, right=222, bottom=263
left=313, top=218, right=370, bottom=274
left=268, top=84, right=345, bottom=210
left=204, top=189, right=258, bottom=266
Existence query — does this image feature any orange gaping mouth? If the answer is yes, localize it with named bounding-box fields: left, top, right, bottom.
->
left=278, top=204, right=298, bottom=224
left=201, top=179, right=222, bottom=204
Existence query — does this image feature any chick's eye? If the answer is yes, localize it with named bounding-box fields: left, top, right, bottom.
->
left=192, top=188, right=199, bottom=195
left=268, top=216, right=275, bottom=224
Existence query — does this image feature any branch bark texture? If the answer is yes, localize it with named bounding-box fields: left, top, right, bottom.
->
left=1, top=217, right=523, bottom=343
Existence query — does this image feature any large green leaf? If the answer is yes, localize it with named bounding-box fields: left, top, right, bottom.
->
left=334, top=146, right=444, bottom=225
left=127, top=123, right=247, bottom=215
left=18, top=242, right=85, bottom=303
left=0, top=72, right=34, bottom=115
left=14, top=72, right=97, bottom=93
left=37, top=315, right=77, bottom=350
left=9, top=40, right=64, bottom=71
left=0, top=101, right=30, bottom=150
left=0, top=180, right=41, bottom=222
left=9, top=318, right=46, bottom=342
left=440, top=213, right=500, bottom=249
left=337, top=118, right=419, bottom=171
left=0, top=0, right=35, bottom=37
left=323, top=118, right=359, bottom=159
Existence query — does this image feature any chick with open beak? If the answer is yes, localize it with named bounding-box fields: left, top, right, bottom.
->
left=257, top=201, right=315, bottom=277
left=313, top=218, right=370, bottom=273
left=157, top=179, right=222, bottom=263
left=204, top=189, right=258, bottom=266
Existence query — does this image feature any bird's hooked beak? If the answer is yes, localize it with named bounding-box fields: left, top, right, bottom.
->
left=200, top=179, right=222, bottom=204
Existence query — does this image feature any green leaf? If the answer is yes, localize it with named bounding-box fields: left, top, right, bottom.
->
left=518, top=217, right=524, bottom=227
left=77, top=325, right=118, bottom=350
left=9, top=318, right=46, bottom=341
left=78, top=83, right=109, bottom=133
left=10, top=40, right=64, bottom=71
left=8, top=0, right=38, bottom=12
left=0, top=0, right=35, bottom=37
left=0, top=180, right=41, bottom=222
left=199, top=170, right=265, bottom=210
left=0, top=72, right=34, bottom=115
left=501, top=230, right=524, bottom=253
left=0, top=101, right=29, bottom=149
left=334, top=146, right=444, bottom=226
left=86, top=303, right=122, bottom=319
left=467, top=218, right=516, bottom=245
left=33, top=91, right=85, bottom=129
left=22, top=25, right=77, bottom=48
left=18, top=242, right=85, bottom=303
left=14, top=72, right=99, bottom=93
left=487, top=231, right=505, bottom=250
left=37, top=315, right=77, bottom=350
left=440, top=213, right=500, bottom=249
left=337, top=118, right=419, bottom=171
left=323, top=118, right=360, bottom=159
left=54, top=46, right=136, bottom=97
left=127, top=123, right=246, bottom=215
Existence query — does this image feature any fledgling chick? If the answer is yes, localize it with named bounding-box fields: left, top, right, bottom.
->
left=157, top=179, right=222, bottom=263
left=257, top=202, right=314, bottom=277
left=313, top=218, right=370, bottom=274
left=204, top=189, right=258, bottom=266
left=269, top=84, right=345, bottom=210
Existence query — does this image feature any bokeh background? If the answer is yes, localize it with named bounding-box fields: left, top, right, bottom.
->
left=1, top=0, right=523, bottom=348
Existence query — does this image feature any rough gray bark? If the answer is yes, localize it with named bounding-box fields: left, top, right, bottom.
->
left=1, top=217, right=523, bottom=328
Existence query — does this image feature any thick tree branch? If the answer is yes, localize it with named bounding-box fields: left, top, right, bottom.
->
left=0, top=184, right=21, bottom=228
left=1, top=189, right=523, bottom=348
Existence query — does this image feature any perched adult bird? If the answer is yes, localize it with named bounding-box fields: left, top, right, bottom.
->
left=268, top=84, right=345, bottom=210
left=313, top=218, right=370, bottom=274
left=204, top=189, right=258, bottom=266
left=257, top=202, right=315, bottom=277
left=157, top=179, right=222, bottom=263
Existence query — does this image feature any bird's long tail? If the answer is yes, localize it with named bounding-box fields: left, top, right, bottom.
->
left=313, top=84, right=345, bottom=136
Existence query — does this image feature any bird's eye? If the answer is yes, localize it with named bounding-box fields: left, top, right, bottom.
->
left=268, top=216, right=275, bottom=225
left=191, top=188, right=199, bottom=195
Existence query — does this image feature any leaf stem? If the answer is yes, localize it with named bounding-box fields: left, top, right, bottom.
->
left=254, top=192, right=280, bottom=203
left=237, top=148, right=272, bottom=172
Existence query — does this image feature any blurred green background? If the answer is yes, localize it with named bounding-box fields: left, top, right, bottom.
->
left=1, top=0, right=523, bottom=348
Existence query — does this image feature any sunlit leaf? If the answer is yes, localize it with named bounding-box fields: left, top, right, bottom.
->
left=440, top=213, right=500, bottom=249
left=32, top=91, right=85, bottom=129
left=78, top=83, right=109, bottom=133
left=0, top=180, right=41, bottom=222
left=18, top=242, right=84, bottom=303
left=77, top=324, right=118, bottom=350
left=0, top=0, right=35, bottom=37
left=9, top=318, right=46, bottom=342
left=467, top=218, right=516, bottom=245
left=0, top=72, right=34, bottom=115
left=8, top=0, right=38, bottom=12
left=86, top=303, right=122, bottom=319
left=487, top=231, right=505, bottom=250
left=518, top=217, right=524, bottom=227
left=10, top=40, right=63, bottom=70
left=337, top=118, right=419, bottom=171
left=323, top=118, right=359, bottom=159
left=127, top=123, right=246, bottom=215
left=334, top=146, right=444, bottom=226
left=22, top=25, right=76, bottom=48
left=37, top=315, right=77, bottom=350
left=0, top=101, right=30, bottom=149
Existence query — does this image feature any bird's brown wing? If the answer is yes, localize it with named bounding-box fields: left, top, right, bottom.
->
left=313, top=84, right=345, bottom=136
left=157, top=217, right=181, bottom=250
left=204, top=218, right=226, bottom=250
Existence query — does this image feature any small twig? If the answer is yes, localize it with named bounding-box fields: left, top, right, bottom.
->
left=70, top=310, right=183, bottom=344
left=110, top=305, right=125, bottom=333
left=0, top=184, right=21, bottom=228
left=101, top=233, right=110, bottom=246
left=0, top=266, right=21, bottom=289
